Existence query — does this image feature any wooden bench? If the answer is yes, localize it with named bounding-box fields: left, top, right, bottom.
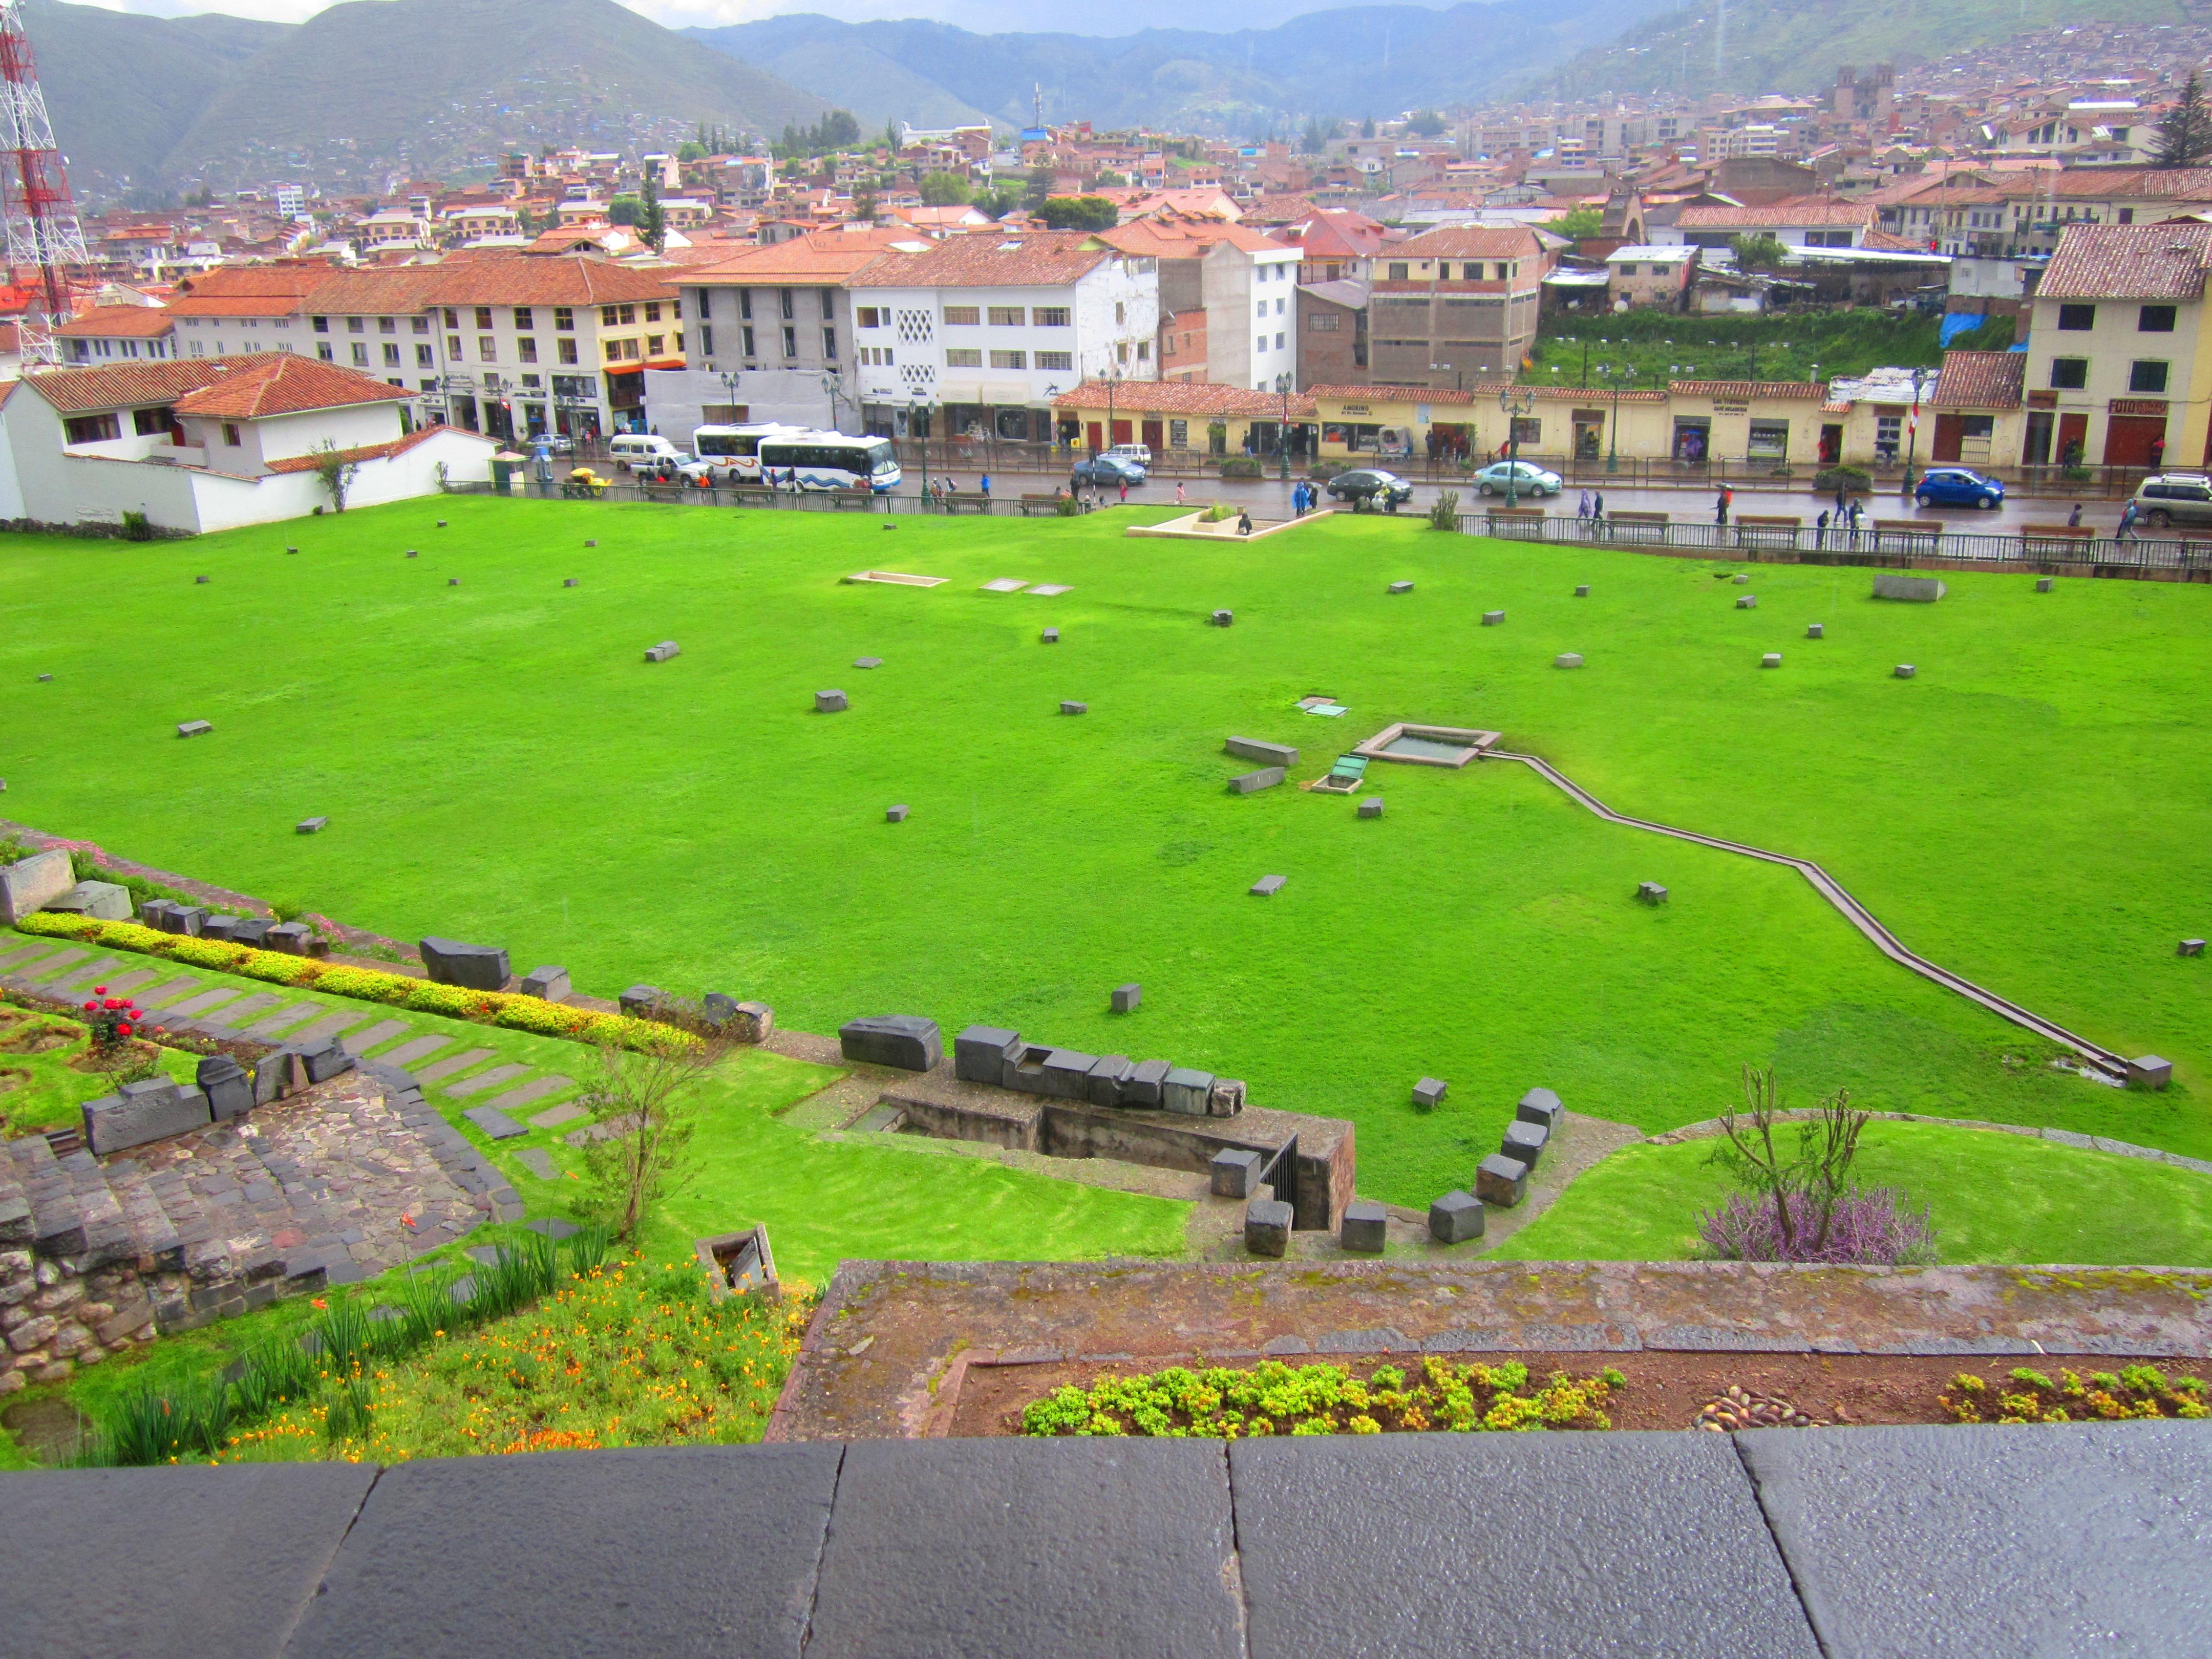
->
left=729, top=486, right=778, bottom=507
left=1734, top=513, right=1802, bottom=549
left=942, top=493, right=992, bottom=513
left=1018, top=494, right=1065, bottom=517
left=1481, top=506, right=1549, bottom=540
left=1872, top=519, right=1944, bottom=551
left=827, top=490, right=877, bottom=510
left=1603, top=509, right=1669, bottom=543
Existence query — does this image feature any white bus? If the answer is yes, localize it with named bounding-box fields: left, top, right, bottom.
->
left=691, top=421, right=801, bottom=483
left=755, top=431, right=903, bottom=494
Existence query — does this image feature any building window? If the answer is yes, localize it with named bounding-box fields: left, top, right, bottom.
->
left=473, top=307, right=492, bottom=330
left=2049, top=357, right=2088, bottom=390
left=558, top=338, right=578, bottom=365
left=818, top=290, right=833, bottom=320
left=822, top=328, right=837, bottom=359
left=345, top=316, right=364, bottom=333
left=1388, top=262, right=1409, bottom=280
left=382, top=343, right=401, bottom=366
left=1511, top=417, right=1541, bottom=447
left=1257, top=301, right=1267, bottom=320
left=857, top=307, right=882, bottom=327
left=739, top=290, right=752, bottom=320
left=699, top=324, right=713, bottom=357
left=989, top=348, right=1026, bottom=369
left=352, top=343, right=369, bottom=366
left=317, top=344, right=333, bottom=362
left=378, top=316, right=396, bottom=334
left=1309, top=313, right=1340, bottom=331
left=412, top=316, right=430, bottom=334
left=443, top=308, right=459, bottom=328
left=479, top=336, right=496, bottom=361
left=1036, top=350, right=1073, bottom=371
left=416, top=344, right=434, bottom=366
left=2140, top=305, right=2178, bottom=332
left=740, top=325, right=755, bottom=358
left=554, top=307, right=574, bottom=330
left=778, top=289, right=793, bottom=321
left=782, top=325, right=797, bottom=357
left=942, top=305, right=981, bottom=326
left=1136, top=341, right=1148, bottom=361
left=518, top=337, right=538, bottom=363
left=1274, top=333, right=1284, bottom=350
left=1169, top=418, right=1188, bottom=447
left=647, top=335, right=664, bottom=356
left=988, top=305, right=1024, bottom=326
left=221, top=421, right=242, bottom=446
left=447, top=334, right=462, bottom=358
left=2130, top=359, right=2170, bottom=393
left=2056, top=303, right=2095, bottom=331
left=63, top=412, right=119, bottom=443
left=1033, top=307, right=1070, bottom=327
left=1747, top=419, right=1790, bottom=459
left=645, top=302, right=662, bottom=322
left=600, top=306, right=618, bottom=327
left=945, top=348, right=983, bottom=367
left=1257, top=334, right=1267, bottom=354
left=132, top=407, right=168, bottom=436
left=312, top=315, right=329, bottom=333
left=514, top=307, right=534, bottom=329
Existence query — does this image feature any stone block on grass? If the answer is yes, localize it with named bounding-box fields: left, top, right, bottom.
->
left=885, top=804, right=908, bottom=822
left=1516, top=1087, right=1564, bottom=1134
left=1501, top=1119, right=1549, bottom=1168
left=167, top=907, right=208, bottom=937
left=1250, top=874, right=1287, bottom=897
left=727, top=1001, right=774, bottom=1044
left=1039, top=1048, right=1098, bottom=1099
left=1162, top=1066, right=1216, bottom=1116
left=83, top=1081, right=211, bottom=1156
left=1225, top=736, right=1299, bottom=767
left=1638, top=882, right=1668, bottom=905
left=1040, top=628, right=1058, bottom=643
left=814, top=689, right=847, bottom=713
left=1733, top=574, right=1750, bottom=584
left=1761, top=652, right=1782, bottom=668
left=1211, top=1148, right=1265, bottom=1199
left=1895, top=664, right=1917, bottom=679
left=1110, top=982, right=1141, bottom=1014
left=176, top=719, right=213, bottom=738
left=619, top=985, right=664, bottom=1017
left=1873, top=572, right=1946, bottom=602
left=953, top=1025, right=1022, bottom=1084
left=252, top=1050, right=302, bottom=1108
left=1059, top=701, right=1086, bottom=715
left=2036, top=577, right=2055, bottom=592
left=1340, top=1199, right=1389, bottom=1254
left=1229, top=767, right=1286, bottom=795
left=1388, top=581, right=1413, bottom=594
left=1244, top=1198, right=1293, bottom=1257
left=0, top=847, right=76, bottom=925
left=1475, top=1153, right=1530, bottom=1208
left=419, top=938, right=511, bottom=991
left=839, top=1015, right=942, bottom=1072
left=293, top=1034, right=355, bottom=1084
left=1428, top=1189, right=1484, bottom=1244
left=1807, top=623, right=1824, bottom=639
left=1412, top=1077, right=1447, bottom=1110
left=2129, top=1055, right=2174, bottom=1091
left=519, top=965, right=570, bottom=1003
left=1575, top=584, right=1590, bottom=597
left=295, top=817, right=328, bottom=835
left=230, top=918, right=273, bottom=948
left=1482, top=610, right=1505, bottom=626
left=1210, top=609, right=1232, bottom=627
left=201, top=914, right=238, bottom=943
left=1358, top=798, right=1384, bottom=819
left=1208, top=1078, right=1246, bottom=1117
left=854, top=656, right=882, bottom=669
left=1555, top=653, right=1583, bottom=668
left=2182, top=940, right=2206, bottom=958
left=644, top=641, right=680, bottom=663
left=44, top=881, right=131, bottom=921
left=1736, top=595, right=1757, bottom=610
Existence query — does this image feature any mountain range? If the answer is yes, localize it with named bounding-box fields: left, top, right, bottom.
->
left=20, top=0, right=2176, bottom=202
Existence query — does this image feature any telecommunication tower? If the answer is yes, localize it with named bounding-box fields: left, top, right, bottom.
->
left=0, top=0, right=89, bottom=362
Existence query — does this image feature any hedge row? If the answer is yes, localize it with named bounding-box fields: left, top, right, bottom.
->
left=13, top=914, right=689, bottom=1054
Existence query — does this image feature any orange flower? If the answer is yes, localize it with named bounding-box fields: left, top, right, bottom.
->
left=312, top=1298, right=328, bottom=1309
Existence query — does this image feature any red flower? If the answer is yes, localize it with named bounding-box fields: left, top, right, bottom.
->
left=116, top=1023, right=133, bottom=1037
left=92, top=985, right=106, bottom=995
left=82, top=1000, right=96, bottom=1012
left=103, top=998, right=120, bottom=1010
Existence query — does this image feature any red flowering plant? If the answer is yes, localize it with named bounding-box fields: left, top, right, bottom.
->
left=79, top=985, right=158, bottom=1078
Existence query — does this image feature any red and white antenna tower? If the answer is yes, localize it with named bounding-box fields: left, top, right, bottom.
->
left=0, top=0, right=87, bottom=366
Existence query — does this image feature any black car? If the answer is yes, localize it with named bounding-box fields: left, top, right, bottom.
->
left=1325, top=468, right=1414, bottom=510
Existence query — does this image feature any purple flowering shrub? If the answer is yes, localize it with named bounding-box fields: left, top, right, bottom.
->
left=1698, top=1187, right=1938, bottom=1266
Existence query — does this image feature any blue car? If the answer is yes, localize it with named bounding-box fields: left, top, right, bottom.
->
left=1914, top=466, right=2004, bottom=510
left=1073, top=454, right=1147, bottom=487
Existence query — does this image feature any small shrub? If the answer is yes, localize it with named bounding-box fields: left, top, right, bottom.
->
left=1428, top=490, right=1461, bottom=531
left=1696, top=1187, right=1937, bottom=1266
left=119, top=509, right=153, bottom=542
left=1055, top=493, right=1079, bottom=517
left=1201, top=502, right=1235, bottom=523
left=1940, top=1365, right=2208, bottom=1425
left=1218, top=458, right=1264, bottom=479
left=1813, top=465, right=1872, bottom=496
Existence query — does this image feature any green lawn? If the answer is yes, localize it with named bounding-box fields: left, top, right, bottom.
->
left=1492, top=1121, right=2212, bottom=1268
left=3, top=497, right=2207, bottom=1213
left=0, top=1001, right=200, bottom=1131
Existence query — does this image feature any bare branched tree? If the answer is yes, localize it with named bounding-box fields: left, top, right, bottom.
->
left=576, top=1027, right=729, bottom=1240
left=1707, top=1065, right=1870, bottom=1255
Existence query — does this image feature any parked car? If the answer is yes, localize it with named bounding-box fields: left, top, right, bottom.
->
left=638, top=457, right=716, bottom=486
left=1104, top=441, right=1154, bottom=467
left=608, top=433, right=683, bottom=472
left=1325, top=469, right=1415, bottom=509
left=1472, top=460, right=1564, bottom=498
left=2132, top=472, right=2212, bottom=529
left=1073, top=454, right=1147, bottom=486
left=533, top=434, right=574, bottom=456
left=1914, top=466, right=2004, bottom=509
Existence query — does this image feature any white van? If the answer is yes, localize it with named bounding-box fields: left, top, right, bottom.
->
left=608, top=434, right=683, bottom=472
left=1105, top=441, right=1153, bottom=467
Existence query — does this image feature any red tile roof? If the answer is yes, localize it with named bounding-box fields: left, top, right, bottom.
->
left=2038, top=222, right=2212, bottom=300
left=261, top=424, right=473, bottom=473
left=1309, top=382, right=1512, bottom=406
left=1049, top=378, right=1315, bottom=417
left=1675, top=198, right=1875, bottom=229
left=23, top=352, right=409, bottom=417
left=55, top=305, right=176, bottom=338
left=1931, top=349, right=2027, bottom=410
left=846, top=230, right=1117, bottom=289
left=1666, top=380, right=1828, bottom=400
left=1390, top=224, right=1545, bottom=259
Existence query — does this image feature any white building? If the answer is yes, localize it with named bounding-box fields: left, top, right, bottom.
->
left=0, top=355, right=494, bottom=534
left=845, top=230, right=1158, bottom=441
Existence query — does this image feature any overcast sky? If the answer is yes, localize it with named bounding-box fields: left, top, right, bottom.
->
left=64, top=0, right=1404, bottom=34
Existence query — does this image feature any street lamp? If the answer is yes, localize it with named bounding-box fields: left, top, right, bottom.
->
left=1902, top=365, right=1932, bottom=497
left=821, top=370, right=845, bottom=434
left=1275, top=372, right=1293, bottom=482
left=908, top=392, right=930, bottom=502
left=1101, top=365, right=1122, bottom=457
left=1498, top=384, right=1537, bottom=507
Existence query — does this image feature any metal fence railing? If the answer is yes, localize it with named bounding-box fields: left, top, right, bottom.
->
left=1454, top=509, right=2212, bottom=573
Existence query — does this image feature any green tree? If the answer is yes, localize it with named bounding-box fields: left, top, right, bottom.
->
left=1025, top=165, right=1056, bottom=210
left=853, top=185, right=879, bottom=221
left=608, top=193, right=642, bottom=226
left=677, top=140, right=706, bottom=163
left=1360, top=116, right=1376, bottom=138
left=1551, top=204, right=1604, bottom=241
left=1407, top=109, right=1447, bottom=137
left=1095, top=168, right=1129, bottom=188
left=1037, top=195, right=1120, bottom=231
left=885, top=117, right=903, bottom=153
left=1730, top=232, right=1789, bottom=271
left=2155, top=70, right=2212, bottom=168
left=637, top=173, right=667, bottom=254
left=919, top=170, right=972, bottom=205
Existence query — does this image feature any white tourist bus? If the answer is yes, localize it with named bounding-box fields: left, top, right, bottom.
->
left=754, top=431, right=903, bottom=494
left=690, top=421, right=801, bottom=483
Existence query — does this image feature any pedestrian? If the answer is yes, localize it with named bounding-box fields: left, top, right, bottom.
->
left=1118, top=478, right=1129, bottom=504
left=2151, top=435, right=2165, bottom=471
left=1237, top=507, right=1253, bottom=536
left=1176, top=480, right=1187, bottom=506
left=1815, top=508, right=1830, bottom=549
left=979, top=472, right=991, bottom=498
left=1834, top=486, right=1847, bottom=518
left=1848, top=499, right=1863, bottom=547
left=1715, top=486, right=1730, bottom=527
left=1577, top=488, right=1591, bottom=521
left=2117, top=500, right=2140, bottom=541
left=2067, top=502, right=2082, bottom=528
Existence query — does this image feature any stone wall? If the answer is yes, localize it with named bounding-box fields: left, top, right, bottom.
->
left=0, top=1249, right=161, bottom=1393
